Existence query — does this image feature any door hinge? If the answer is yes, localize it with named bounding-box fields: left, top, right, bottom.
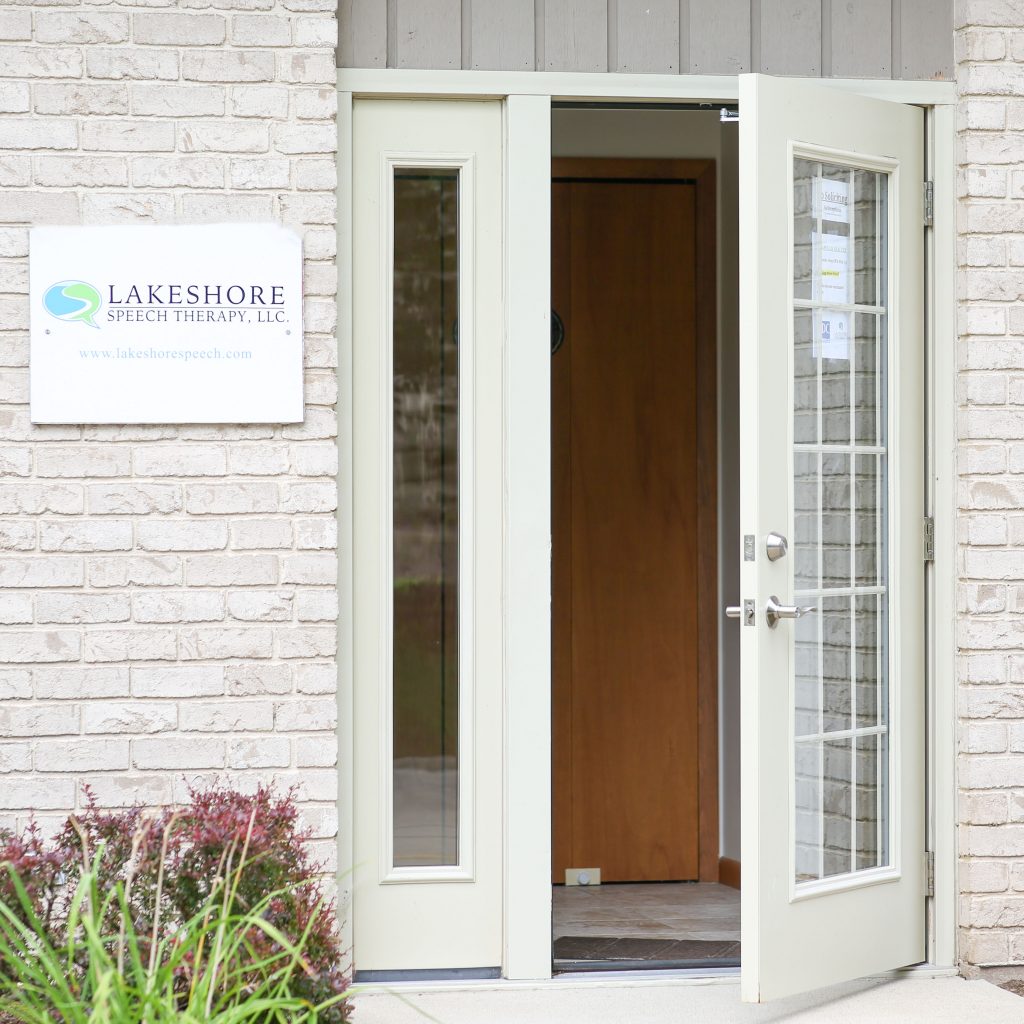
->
left=923, top=180, right=934, bottom=228
left=925, top=851, right=935, bottom=898
left=923, top=516, right=935, bottom=562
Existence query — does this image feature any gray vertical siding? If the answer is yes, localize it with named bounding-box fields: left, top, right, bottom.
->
left=339, top=0, right=953, bottom=80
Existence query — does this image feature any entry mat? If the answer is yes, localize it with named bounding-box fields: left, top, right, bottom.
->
left=553, top=936, right=740, bottom=972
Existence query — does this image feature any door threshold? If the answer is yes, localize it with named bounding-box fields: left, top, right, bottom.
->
left=554, top=958, right=740, bottom=975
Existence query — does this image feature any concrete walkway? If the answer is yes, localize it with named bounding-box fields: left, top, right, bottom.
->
left=353, top=973, right=1024, bottom=1023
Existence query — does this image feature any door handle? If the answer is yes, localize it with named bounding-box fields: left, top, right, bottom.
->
left=765, top=595, right=816, bottom=629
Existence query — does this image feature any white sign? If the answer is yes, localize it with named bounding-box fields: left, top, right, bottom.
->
left=814, top=177, right=850, bottom=224
left=815, top=309, right=850, bottom=361
left=813, top=231, right=851, bottom=305
left=30, top=224, right=303, bottom=424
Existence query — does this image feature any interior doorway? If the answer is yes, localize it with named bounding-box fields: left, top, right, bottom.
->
left=549, top=108, right=741, bottom=972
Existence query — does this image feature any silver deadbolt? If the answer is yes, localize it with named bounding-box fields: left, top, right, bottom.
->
left=765, top=595, right=816, bottom=629
left=725, top=599, right=756, bottom=626
left=765, top=532, right=788, bottom=561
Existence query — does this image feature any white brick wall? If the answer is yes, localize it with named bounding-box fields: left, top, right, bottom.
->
left=0, top=0, right=339, bottom=866
left=957, top=0, right=1024, bottom=977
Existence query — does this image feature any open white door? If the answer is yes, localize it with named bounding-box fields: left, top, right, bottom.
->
left=739, top=74, right=925, bottom=1001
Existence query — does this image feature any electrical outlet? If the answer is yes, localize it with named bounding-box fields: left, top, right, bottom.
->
left=565, top=867, right=601, bottom=887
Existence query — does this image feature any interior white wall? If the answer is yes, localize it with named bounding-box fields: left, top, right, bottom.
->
left=551, top=108, right=741, bottom=863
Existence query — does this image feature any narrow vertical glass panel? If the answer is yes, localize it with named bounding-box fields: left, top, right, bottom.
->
left=794, top=451, right=820, bottom=592
left=821, top=595, right=852, bottom=733
left=793, top=158, right=891, bottom=886
left=853, top=313, right=881, bottom=446
left=819, top=309, right=852, bottom=445
left=392, top=168, right=460, bottom=868
left=854, top=454, right=879, bottom=586
left=855, top=733, right=887, bottom=870
left=853, top=170, right=881, bottom=307
left=795, top=596, right=821, bottom=737
left=822, top=739, right=853, bottom=878
left=793, top=158, right=817, bottom=302
left=854, top=595, right=880, bottom=729
left=794, top=741, right=822, bottom=884
left=794, top=309, right=818, bottom=445
left=821, top=453, right=851, bottom=590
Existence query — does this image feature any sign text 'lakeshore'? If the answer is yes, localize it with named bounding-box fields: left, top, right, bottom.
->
left=30, top=224, right=304, bottom=424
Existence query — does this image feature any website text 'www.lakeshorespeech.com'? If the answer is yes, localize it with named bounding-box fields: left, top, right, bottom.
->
left=78, top=347, right=253, bottom=362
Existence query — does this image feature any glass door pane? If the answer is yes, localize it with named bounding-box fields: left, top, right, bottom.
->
left=392, top=168, right=460, bottom=868
left=791, top=157, right=889, bottom=886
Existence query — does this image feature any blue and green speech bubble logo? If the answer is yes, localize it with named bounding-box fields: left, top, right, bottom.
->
left=43, top=280, right=102, bottom=329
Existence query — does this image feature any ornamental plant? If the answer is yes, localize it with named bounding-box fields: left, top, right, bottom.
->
left=0, top=783, right=351, bottom=1023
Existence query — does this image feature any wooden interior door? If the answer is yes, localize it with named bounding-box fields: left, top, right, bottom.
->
left=552, top=159, right=717, bottom=884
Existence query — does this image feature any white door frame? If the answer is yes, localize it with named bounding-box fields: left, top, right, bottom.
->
left=336, top=70, right=957, bottom=981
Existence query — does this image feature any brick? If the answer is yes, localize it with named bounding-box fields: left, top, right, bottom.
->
left=0, top=743, right=31, bottom=773
left=293, top=87, right=337, bottom=120
left=295, top=590, right=337, bottom=622
left=231, top=85, right=289, bottom=118
left=88, top=483, right=181, bottom=515
left=0, top=593, right=31, bottom=624
left=83, top=194, right=176, bottom=224
left=133, top=737, right=225, bottom=770
left=132, top=665, right=223, bottom=698
left=35, top=84, right=128, bottom=116
left=0, top=704, right=78, bottom=737
left=229, top=736, right=290, bottom=768
left=180, top=119, right=270, bottom=151
left=35, top=12, right=129, bottom=44
left=0, top=522, right=34, bottom=551
left=133, top=445, right=227, bottom=477
left=180, top=700, right=274, bottom=732
left=230, top=519, right=292, bottom=549
left=0, top=671, right=30, bottom=700
left=295, top=662, right=334, bottom=694
left=34, top=666, right=128, bottom=700
left=88, top=555, right=181, bottom=588
left=0, top=82, right=29, bottom=113
left=83, top=701, right=175, bottom=735
left=87, top=49, right=179, bottom=81
left=231, top=14, right=292, bottom=45
left=179, top=193, right=274, bottom=222
left=274, top=698, right=336, bottom=732
left=134, top=13, right=226, bottom=45
left=82, top=121, right=176, bottom=153
left=230, top=157, right=291, bottom=188
left=227, top=590, right=293, bottom=621
left=0, top=779, right=74, bottom=811
left=186, top=555, right=277, bottom=586
left=281, top=554, right=336, bottom=584
left=294, top=17, right=336, bottom=47
left=82, top=630, right=177, bottom=663
left=0, top=11, right=31, bottom=40
left=137, top=520, right=228, bottom=552
left=178, top=627, right=273, bottom=660
left=0, top=118, right=77, bottom=151
left=185, top=483, right=278, bottom=514
left=280, top=481, right=336, bottom=513
left=86, top=774, right=172, bottom=808
left=272, top=122, right=335, bottom=154
left=0, top=484, right=82, bottom=515
left=0, top=557, right=83, bottom=588
left=36, top=739, right=129, bottom=772
left=40, top=520, right=132, bottom=553
left=276, top=626, right=336, bottom=659
left=226, top=663, right=291, bottom=695
left=2, top=47, right=83, bottom=79
left=36, top=593, right=131, bottom=625
left=277, top=52, right=335, bottom=84
left=34, top=156, right=128, bottom=188
left=294, top=518, right=336, bottom=550
left=295, top=735, right=334, bottom=767
left=183, top=50, right=276, bottom=83
left=131, top=85, right=226, bottom=118
left=296, top=158, right=336, bottom=190
left=132, top=591, right=225, bottom=623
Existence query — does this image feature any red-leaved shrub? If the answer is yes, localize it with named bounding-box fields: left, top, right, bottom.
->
left=0, top=783, right=351, bottom=1021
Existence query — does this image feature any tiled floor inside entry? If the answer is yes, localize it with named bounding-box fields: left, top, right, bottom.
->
left=552, top=882, right=740, bottom=968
